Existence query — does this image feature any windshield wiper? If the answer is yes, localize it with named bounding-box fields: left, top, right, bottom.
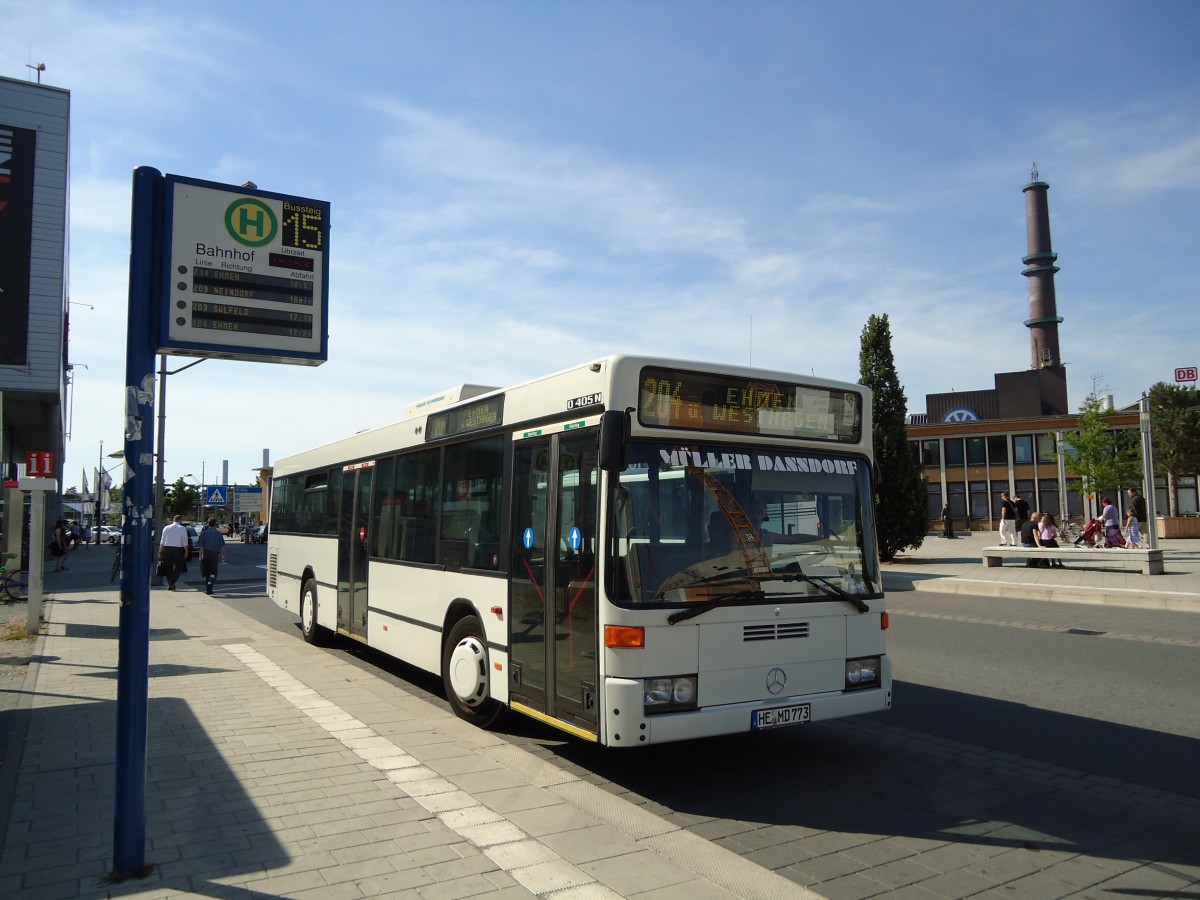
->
left=664, top=565, right=869, bottom=624
left=652, top=566, right=760, bottom=600
left=668, top=589, right=778, bottom=624
left=773, top=562, right=870, bottom=613
left=656, top=562, right=869, bottom=611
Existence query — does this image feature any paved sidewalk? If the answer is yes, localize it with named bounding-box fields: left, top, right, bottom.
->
left=0, top=548, right=818, bottom=899
left=881, top=530, right=1200, bottom=613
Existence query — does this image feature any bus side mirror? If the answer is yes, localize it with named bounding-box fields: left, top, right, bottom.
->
left=599, top=409, right=630, bottom=472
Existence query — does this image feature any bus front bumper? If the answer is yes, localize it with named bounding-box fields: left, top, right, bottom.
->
left=603, top=669, right=892, bottom=747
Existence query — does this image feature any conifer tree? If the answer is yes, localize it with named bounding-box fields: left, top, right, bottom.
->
left=859, top=314, right=928, bottom=561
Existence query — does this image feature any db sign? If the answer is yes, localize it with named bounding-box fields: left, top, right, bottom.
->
left=1176, top=367, right=1198, bottom=383
left=26, top=451, right=55, bottom=477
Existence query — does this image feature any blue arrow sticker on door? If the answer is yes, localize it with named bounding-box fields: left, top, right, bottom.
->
left=569, top=526, right=582, bottom=551
left=523, top=527, right=535, bottom=550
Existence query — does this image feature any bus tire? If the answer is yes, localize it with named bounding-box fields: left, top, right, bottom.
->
left=442, top=616, right=504, bottom=728
left=301, top=579, right=325, bottom=646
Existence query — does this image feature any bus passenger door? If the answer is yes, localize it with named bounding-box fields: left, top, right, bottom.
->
left=337, top=461, right=373, bottom=639
left=509, top=430, right=599, bottom=733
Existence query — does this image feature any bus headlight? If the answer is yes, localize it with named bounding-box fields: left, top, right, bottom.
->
left=845, top=657, right=881, bottom=690
left=644, top=675, right=698, bottom=713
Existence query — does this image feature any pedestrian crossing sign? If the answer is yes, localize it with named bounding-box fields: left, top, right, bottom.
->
left=205, top=486, right=227, bottom=506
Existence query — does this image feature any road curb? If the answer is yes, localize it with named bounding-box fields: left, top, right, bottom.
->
left=883, top=573, right=1200, bottom=613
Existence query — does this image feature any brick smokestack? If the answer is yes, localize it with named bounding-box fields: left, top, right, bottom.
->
left=1022, top=167, right=1063, bottom=369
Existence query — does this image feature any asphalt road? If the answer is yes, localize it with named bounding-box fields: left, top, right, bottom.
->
left=886, top=613, right=1200, bottom=798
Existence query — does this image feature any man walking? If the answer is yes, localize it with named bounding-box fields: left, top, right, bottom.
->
left=159, top=515, right=189, bottom=591
left=1013, top=491, right=1030, bottom=533
left=998, top=491, right=1017, bottom=546
left=197, top=518, right=228, bottom=595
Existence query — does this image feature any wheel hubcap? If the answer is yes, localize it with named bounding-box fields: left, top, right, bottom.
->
left=448, top=637, right=488, bottom=707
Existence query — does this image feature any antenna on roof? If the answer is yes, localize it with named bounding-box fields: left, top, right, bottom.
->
left=26, top=62, right=46, bottom=83
left=1030, top=161, right=1039, bottom=181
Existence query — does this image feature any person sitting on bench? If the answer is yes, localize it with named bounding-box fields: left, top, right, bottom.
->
left=1020, top=510, right=1043, bottom=567
left=1034, top=513, right=1066, bottom=568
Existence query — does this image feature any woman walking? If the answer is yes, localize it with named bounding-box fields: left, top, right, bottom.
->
left=1100, top=497, right=1125, bottom=548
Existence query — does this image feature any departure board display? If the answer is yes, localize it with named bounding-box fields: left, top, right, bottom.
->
left=638, top=367, right=863, bottom=443
left=162, top=175, right=329, bottom=365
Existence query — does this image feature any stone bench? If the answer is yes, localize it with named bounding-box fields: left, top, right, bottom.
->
left=981, top=545, right=1164, bottom=576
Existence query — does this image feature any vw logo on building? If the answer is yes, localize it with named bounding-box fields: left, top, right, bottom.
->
left=766, top=667, right=787, bottom=694
left=943, top=407, right=980, bottom=423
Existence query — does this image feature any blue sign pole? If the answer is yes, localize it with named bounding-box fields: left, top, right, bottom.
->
left=113, top=166, right=163, bottom=875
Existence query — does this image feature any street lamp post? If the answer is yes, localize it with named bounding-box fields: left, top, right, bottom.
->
left=152, top=355, right=207, bottom=584
left=95, top=440, right=105, bottom=540
left=1140, top=393, right=1159, bottom=550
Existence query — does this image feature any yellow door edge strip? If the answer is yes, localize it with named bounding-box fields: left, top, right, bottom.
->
left=510, top=702, right=599, bottom=742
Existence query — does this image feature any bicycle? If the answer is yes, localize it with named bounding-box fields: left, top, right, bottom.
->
left=1, top=553, right=27, bottom=603
left=111, top=543, right=122, bottom=584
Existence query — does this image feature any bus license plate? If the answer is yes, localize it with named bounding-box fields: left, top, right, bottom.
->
left=752, top=703, right=811, bottom=730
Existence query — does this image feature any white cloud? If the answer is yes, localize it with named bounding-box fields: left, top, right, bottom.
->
left=1111, top=133, right=1200, bottom=192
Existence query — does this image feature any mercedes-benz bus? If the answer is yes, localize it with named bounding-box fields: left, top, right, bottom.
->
left=267, top=355, right=891, bottom=746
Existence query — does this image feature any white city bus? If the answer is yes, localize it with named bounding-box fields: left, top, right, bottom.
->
left=267, top=355, right=891, bottom=746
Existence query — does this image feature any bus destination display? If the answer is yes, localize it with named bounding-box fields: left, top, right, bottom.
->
left=638, top=367, right=862, bottom=443
left=427, top=396, right=505, bottom=441
left=163, top=176, right=329, bottom=365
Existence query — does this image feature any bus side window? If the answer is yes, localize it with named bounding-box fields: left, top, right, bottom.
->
left=440, top=508, right=478, bottom=571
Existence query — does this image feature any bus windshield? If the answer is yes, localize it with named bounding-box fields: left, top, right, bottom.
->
left=609, top=440, right=880, bottom=606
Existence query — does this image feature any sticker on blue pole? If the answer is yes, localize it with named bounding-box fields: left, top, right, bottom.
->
left=569, top=526, right=582, bottom=551
left=523, top=527, right=535, bottom=550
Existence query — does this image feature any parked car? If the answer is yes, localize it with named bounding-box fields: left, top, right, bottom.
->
left=249, top=524, right=268, bottom=544
left=98, top=526, right=121, bottom=544
left=185, top=525, right=199, bottom=553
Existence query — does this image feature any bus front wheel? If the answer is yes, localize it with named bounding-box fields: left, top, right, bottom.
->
left=301, top=579, right=325, bottom=646
left=442, top=616, right=504, bottom=728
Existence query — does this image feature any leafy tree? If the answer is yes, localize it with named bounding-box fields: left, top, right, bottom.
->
left=1148, top=381, right=1200, bottom=516
left=1061, top=394, right=1141, bottom=517
left=164, top=478, right=201, bottom=519
left=859, top=313, right=928, bottom=561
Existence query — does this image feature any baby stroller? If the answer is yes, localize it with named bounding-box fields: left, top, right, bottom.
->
left=1073, top=517, right=1103, bottom=548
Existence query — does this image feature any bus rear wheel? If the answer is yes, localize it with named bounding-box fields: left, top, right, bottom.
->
left=301, top=579, right=325, bottom=645
left=442, top=616, right=504, bottom=728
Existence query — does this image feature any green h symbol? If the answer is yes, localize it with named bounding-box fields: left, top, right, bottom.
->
left=225, top=198, right=276, bottom=247
left=238, top=205, right=266, bottom=238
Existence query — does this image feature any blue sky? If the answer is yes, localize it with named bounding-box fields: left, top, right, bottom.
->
left=4, top=0, right=1198, bottom=490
